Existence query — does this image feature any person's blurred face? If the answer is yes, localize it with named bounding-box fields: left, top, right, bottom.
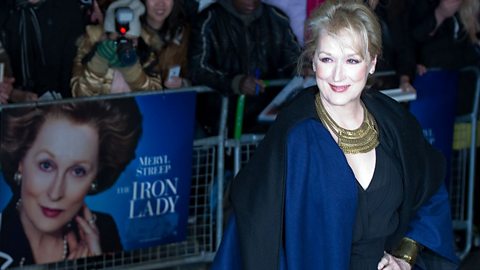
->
left=232, top=0, right=261, bottom=14
left=89, top=0, right=104, bottom=25
left=145, top=0, right=174, bottom=30
left=18, top=116, right=99, bottom=234
left=313, top=30, right=376, bottom=108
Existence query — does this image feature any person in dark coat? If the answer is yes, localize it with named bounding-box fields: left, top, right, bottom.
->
left=0, top=0, right=85, bottom=101
left=211, top=1, right=459, bottom=269
left=188, top=0, right=301, bottom=136
left=409, top=0, right=480, bottom=115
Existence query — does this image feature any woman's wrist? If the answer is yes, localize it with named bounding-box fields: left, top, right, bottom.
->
left=391, top=237, right=423, bottom=266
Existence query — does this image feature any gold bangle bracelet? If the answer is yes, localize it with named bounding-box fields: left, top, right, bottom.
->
left=391, top=237, right=423, bottom=266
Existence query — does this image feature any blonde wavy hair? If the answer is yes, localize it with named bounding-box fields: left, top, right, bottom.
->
left=298, top=0, right=382, bottom=74
left=459, top=0, right=480, bottom=43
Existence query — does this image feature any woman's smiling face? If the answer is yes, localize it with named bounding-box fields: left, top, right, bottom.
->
left=313, top=30, right=376, bottom=108
left=145, top=0, right=174, bottom=29
left=18, top=116, right=99, bottom=234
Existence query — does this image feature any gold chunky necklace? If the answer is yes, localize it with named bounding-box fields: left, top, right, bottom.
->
left=315, top=93, right=379, bottom=154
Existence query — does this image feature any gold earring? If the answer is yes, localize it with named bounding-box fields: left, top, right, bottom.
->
left=14, top=172, right=22, bottom=186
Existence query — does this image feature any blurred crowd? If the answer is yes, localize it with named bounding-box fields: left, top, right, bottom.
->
left=0, top=0, right=479, bottom=136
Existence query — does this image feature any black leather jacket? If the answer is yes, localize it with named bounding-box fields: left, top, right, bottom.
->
left=188, top=0, right=301, bottom=95
left=0, top=0, right=85, bottom=98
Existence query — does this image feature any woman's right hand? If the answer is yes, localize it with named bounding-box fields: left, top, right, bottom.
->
left=96, top=39, right=119, bottom=64
left=0, top=77, right=14, bottom=104
left=164, top=76, right=183, bottom=89
left=377, top=252, right=411, bottom=270
left=416, top=64, right=428, bottom=76
left=66, top=204, right=102, bottom=259
left=240, top=75, right=265, bottom=96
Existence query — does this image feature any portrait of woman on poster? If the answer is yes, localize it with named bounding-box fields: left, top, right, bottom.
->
left=212, top=0, right=459, bottom=269
left=0, top=98, right=142, bottom=267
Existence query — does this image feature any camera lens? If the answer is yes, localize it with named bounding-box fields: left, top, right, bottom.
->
left=116, top=37, right=136, bottom=66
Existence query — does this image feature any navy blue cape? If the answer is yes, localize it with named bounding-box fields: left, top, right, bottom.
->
left=213, top=87, right=459, bottom=270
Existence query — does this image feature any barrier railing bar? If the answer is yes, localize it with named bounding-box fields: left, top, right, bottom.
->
left=215, top=95, right=228, bottom=249
left=457, top=66, right=480, bottom=259
left=0, top=86, right=215, bottom=110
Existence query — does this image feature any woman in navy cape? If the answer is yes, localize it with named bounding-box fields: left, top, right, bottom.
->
left=212, top=1, right=459, bottom=270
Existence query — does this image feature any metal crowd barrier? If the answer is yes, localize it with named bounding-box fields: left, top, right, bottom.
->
left=224, top=78, right=290, bottom=176
left=2, top=86, right=228, bottom=270
left=449, top=66, right=480, bottom=259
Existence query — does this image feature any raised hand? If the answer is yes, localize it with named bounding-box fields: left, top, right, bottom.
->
left=239, top=75, right=265, bottom=96
left=377, top=252, right=411, bottom=270
left=66, top=204, right=102, bottom=259
left=0, top=77, right=14, bottom=104
left=435, top=0, right=462, bottom=25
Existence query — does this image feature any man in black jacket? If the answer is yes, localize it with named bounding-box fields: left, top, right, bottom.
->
left=0, top=0, right=85, bottom=101
left=188, top=0, right=301, bottom=136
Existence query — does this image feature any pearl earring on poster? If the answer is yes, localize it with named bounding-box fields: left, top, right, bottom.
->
left=90, top=181, right=98, bottom=192
left=14, top=172, right=22, bottom=186
left=16, top=198, right=22, bottom=210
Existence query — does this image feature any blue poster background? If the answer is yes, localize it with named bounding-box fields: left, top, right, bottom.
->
left=410, top=70, right=458, bottom=185
left=0, top=173, right=11, bottom=212
left=0, top=90, right=197, bottom=251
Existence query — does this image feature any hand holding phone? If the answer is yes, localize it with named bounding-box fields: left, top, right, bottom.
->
left=168, top=65, right=181, bottom=80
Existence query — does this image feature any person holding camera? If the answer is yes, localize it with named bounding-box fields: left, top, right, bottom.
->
left=140, top=0, right=191, bottom=89
left=71, top=0, right=163, bottom=96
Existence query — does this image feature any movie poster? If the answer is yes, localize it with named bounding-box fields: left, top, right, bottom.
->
left=0, top=90, right=196, bottom=267
left=410, top=70, right=458, bottom=185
